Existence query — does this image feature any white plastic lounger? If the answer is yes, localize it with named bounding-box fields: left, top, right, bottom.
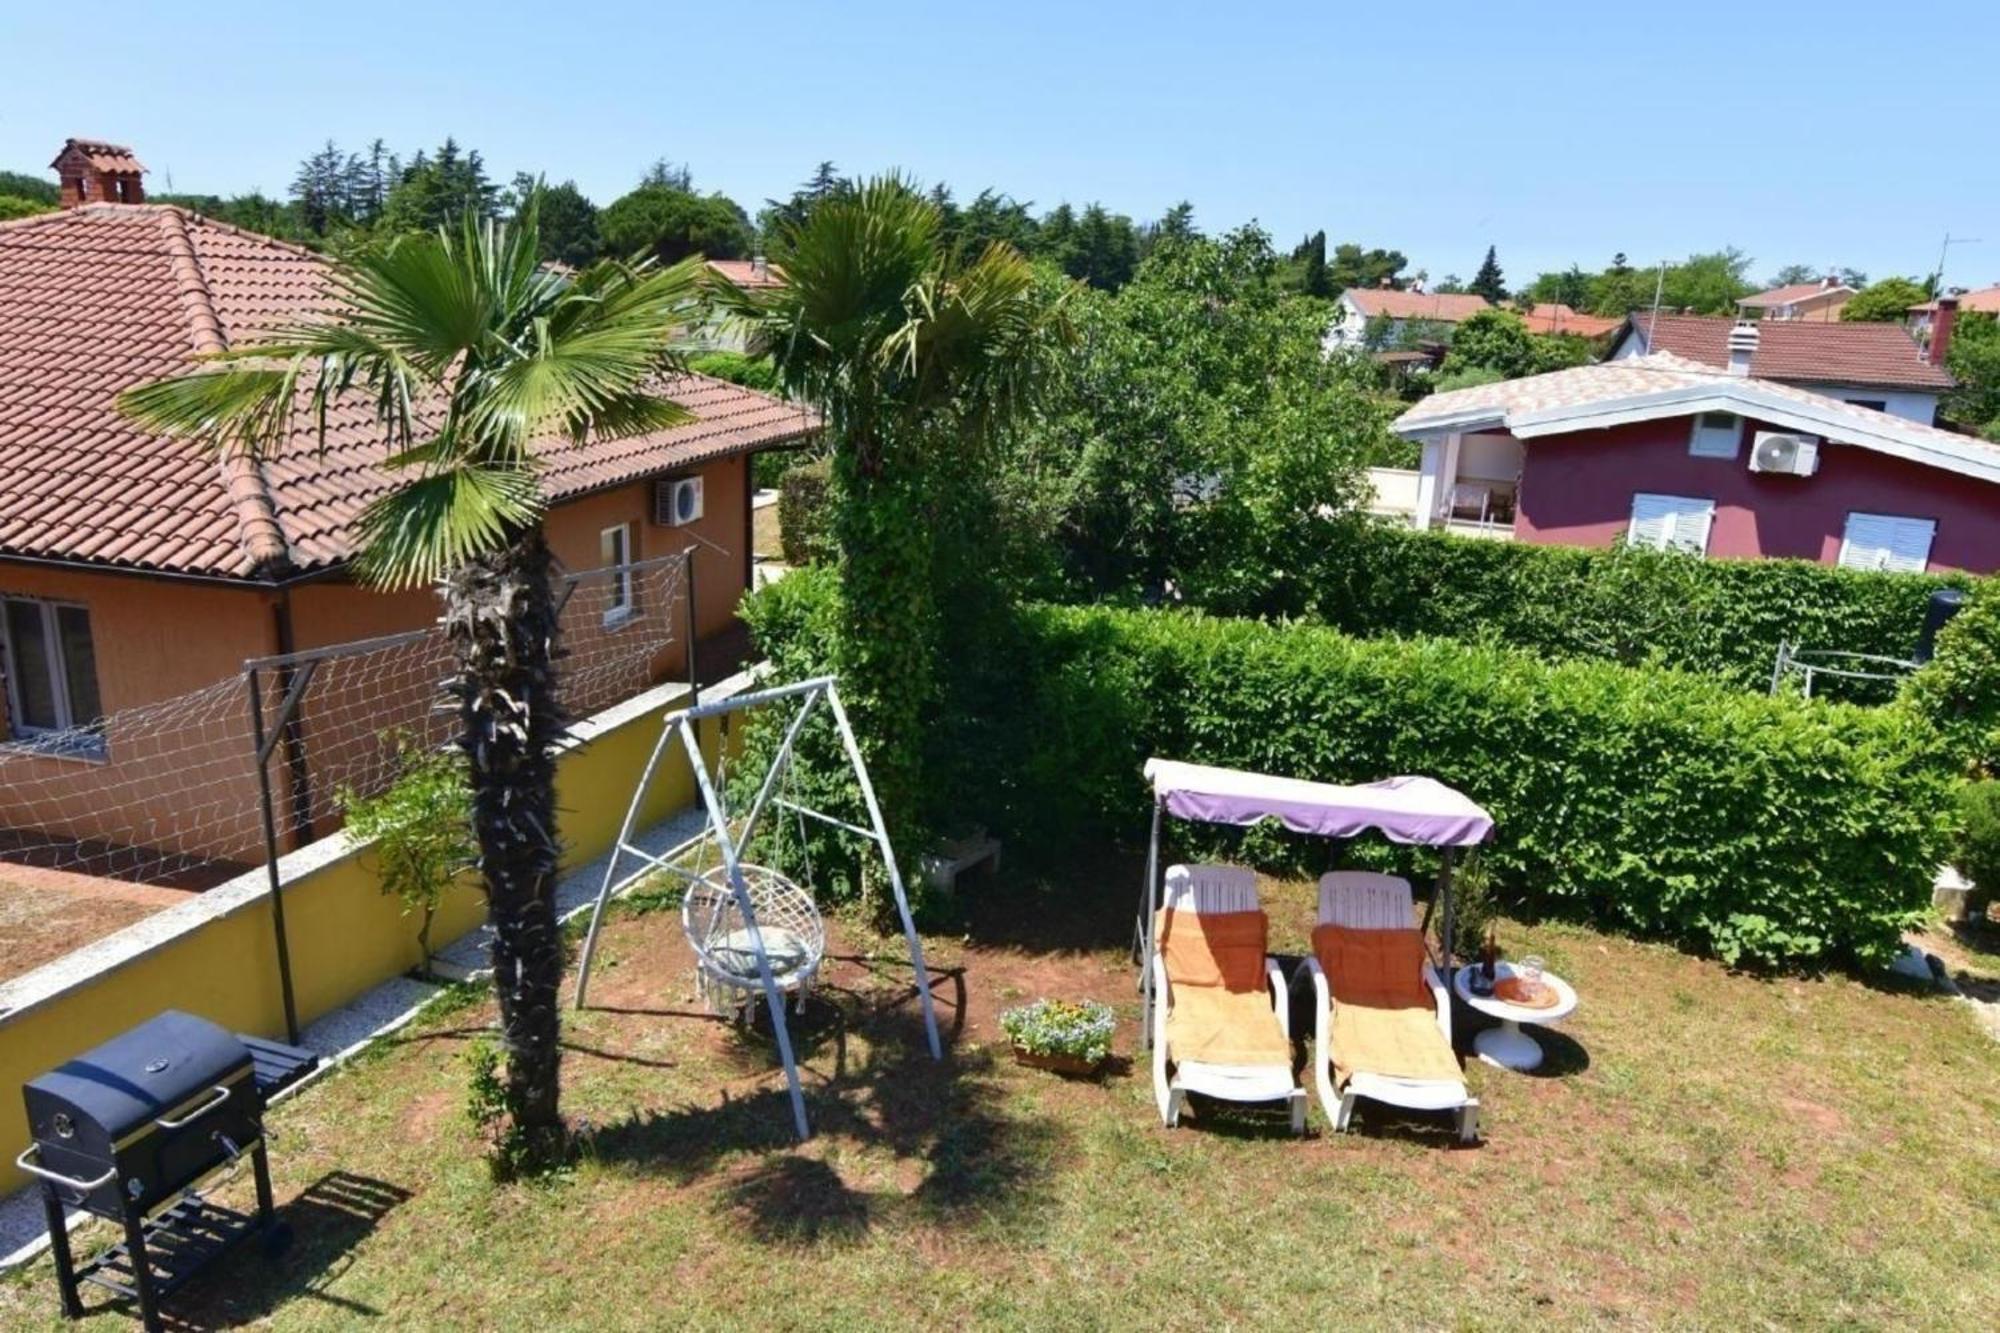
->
left=1151, top=864, right=1307, bottom=1135
left=1301, top=871, right=1479, bottom=1144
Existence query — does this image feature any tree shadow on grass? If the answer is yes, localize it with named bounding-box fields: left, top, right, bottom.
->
left=584, top=1002, right=1067, bottom=1249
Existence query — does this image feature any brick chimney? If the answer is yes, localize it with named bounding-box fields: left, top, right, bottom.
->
left=1726, top=319, right=1759, bottom=376
left=1929, top=295, right=1959, bottom=368
left=49, top=138, right=146, bottom=208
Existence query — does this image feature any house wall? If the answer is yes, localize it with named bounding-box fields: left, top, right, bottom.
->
left=1513, top=416, right=2000, bottom=572
left=0, top=453, right=755, bottom=870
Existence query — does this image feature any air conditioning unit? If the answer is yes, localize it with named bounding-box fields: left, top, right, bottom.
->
left=1748, top=431, right=1820, bottom=476
left=653, top=475, right=704, bottom=526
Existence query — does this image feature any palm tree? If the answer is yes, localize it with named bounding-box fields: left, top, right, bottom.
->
left=120, top=206, right=704, bottom=1164
left=719, top=176, right=1070, bottom=853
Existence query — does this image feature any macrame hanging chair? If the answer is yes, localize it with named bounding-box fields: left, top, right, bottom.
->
left=679, top=746, right=827, bottom=1021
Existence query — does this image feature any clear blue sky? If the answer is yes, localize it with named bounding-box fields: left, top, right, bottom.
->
left=4, top=0, right=1996, bottom=289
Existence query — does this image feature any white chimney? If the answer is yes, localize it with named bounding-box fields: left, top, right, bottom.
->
left=750, top=253, right=769, bottom=280
left=1726, top=319, right=1759, bottom=376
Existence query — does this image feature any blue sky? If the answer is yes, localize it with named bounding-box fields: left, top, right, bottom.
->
left=4, top=0, right=1996, bottom=290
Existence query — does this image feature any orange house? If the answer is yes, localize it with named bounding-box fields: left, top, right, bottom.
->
left=0, top=144, right=816, bottom=870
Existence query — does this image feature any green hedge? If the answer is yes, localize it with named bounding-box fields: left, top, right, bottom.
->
left=750, top=567, right=1955, bottom=969
left=1300, top=524, right=1970, bottom=699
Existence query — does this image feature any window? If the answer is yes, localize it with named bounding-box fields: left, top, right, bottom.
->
left=1846, top=399, right=1887, bottom=413
left=1, top=597, right=105, bottom=752
left=1688, top=412, right=1741, bottom=459
left=1839, top=513, right=1935, bottom=573
left=1628, top=493, right=1714, bottom=555
left=599, top=523, right=636, bottom=625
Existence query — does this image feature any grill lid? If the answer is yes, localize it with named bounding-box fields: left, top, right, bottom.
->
left=26, top=1010, right=250, bottom=1144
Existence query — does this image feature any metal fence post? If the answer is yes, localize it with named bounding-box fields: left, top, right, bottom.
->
left=245, top=667, right=301, bottom=1044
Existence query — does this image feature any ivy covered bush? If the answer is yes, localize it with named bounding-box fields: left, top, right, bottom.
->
left=776, top=456, right=835, bottom=566
left=750, top=569, right=1957, bottom=969
left=1901, top=583, right=2000, bottom=775
left=1291, top=524, right=1970, bottom=700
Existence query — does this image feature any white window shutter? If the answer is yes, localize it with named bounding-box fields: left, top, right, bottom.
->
left=1841, top=514, right=1934, bottom=573
left=1630, top=493, right=1712, bottom=554
left=1628, top=494, right=1672, bottom=548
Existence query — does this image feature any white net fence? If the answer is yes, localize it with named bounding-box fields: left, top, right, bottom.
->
left=0, top=552, right=692, bottom=889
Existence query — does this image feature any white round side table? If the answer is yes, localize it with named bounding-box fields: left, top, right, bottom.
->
left=1452, top=963, right=1578, bottom=1072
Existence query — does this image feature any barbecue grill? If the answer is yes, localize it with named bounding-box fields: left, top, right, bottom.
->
left=16, top=1010, right=316, bottom=1331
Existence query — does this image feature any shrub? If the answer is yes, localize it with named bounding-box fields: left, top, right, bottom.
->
left=750, top=571, right=1955, bottom=969
left=339, top=736, right=474, bottom=968
left=1300, top=524, right=1969, bottom=699
left=1954, top=781, right=2000, bottom=919
left=776, top=456, right=835, bottom=566
left=687, top=350, right=779, bottom=393
left=1900, top=584, right=2000, bottom=775
left=999, top=999, right=1116, bottom=1066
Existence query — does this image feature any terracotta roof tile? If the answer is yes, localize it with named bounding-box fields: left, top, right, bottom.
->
left=1516, top=303, right=1621, bottom=338
left=1622, top=313, right=1953, bottom=391
left=49, top=138, right=146, bottom=175
left=0, top=205, right=818, bottom=579
left=1345, top=289, right=1491, bottom=322
left=1737, top=281, right=1853, bottom=308
left=706, top=258, right=785, bottom=290
left=1910, top=285, right=2000, bottom=315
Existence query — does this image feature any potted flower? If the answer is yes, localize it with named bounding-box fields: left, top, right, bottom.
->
left=999, top=998, right=1116, bottom=1076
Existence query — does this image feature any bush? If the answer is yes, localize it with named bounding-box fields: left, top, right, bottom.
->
left=1901, top=584, right=2000, bottom=774
left=687, top=350, right=779, bottom=394
left=1301, top=524, right=1969, bottom=699
left=776, top=456, right=834, bottom=566
left=1953, top=781, right=2000, bottom=919
left=751, top=570, right=1956, bottom=969
left=338, top=736, right=473, bottom=968
left=999, top=999, right=1116, bottom=1065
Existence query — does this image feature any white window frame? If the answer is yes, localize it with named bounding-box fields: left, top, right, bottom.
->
left=1838, top=512, right=1935, bottom=573
left=600, top=523, right=637, bottom=627
left=1628, top=493, right=1715, bottom=556
left=1, top=595, right=106, bottom=757
left=1687, top=412, right=1741, bottom=459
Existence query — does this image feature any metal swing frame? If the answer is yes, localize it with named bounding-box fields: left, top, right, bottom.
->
left=570, top=675, right=943, bottom=1140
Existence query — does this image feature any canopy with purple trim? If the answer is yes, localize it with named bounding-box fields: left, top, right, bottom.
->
left=1143, top=759, right=1492, bottom=848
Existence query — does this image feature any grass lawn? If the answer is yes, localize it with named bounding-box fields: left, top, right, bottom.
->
left=6, top=856, right=1997, bottom=1330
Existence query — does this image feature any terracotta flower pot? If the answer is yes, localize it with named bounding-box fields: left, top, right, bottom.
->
left=1011, top=1046, right=1106, bottom=1077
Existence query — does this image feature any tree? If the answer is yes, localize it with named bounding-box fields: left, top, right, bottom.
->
left=1289, top=230, right=1331, bottom=298
left=602, top=184, right=753, bottom=263
left=378, top=138, right=500, bottom=234
left=1840, top=275, right=1930, bottom=323
left=1767, top=263, right=1822, bottom=287
left=1942, top=311, right=2000, bottom=436
left=0, top=195, right=53, bottom=221
left=1067, top=203, right=1141, bottom=290
left=724, top=176, right=1071, bottom=846
left=1469, top=245, right=1507, bottom=303
left=1326, top=242, right=1406, bottom=295
left=1439, top=308, right=1593, bottom=381
left=291, top=140, right=353, bottom=237
left=758, top=160, right=848, bottom=237
left=511, top=176, right=600, bottom=268
left=0, top=170, right=58, bottom=204
left=119, top=209, right=706, bottom=1168
left=344, top=140, right=396, bottom=227
left=637, top=159, right=695, bottom=193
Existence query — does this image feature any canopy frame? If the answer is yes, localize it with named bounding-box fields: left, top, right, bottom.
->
left=1134, top=760, right=1493, bottom=1051
left=572, top=675, right=943, bottom=1138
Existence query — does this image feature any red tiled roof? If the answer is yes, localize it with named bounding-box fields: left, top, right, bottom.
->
left=1737, top=281, right=1852, bottom=308
left=706, top=258, right=785, bottom=290
left=1620, top=313, right=1953, bottom=391
left=1517, top=303, right=1621, bottom=338
left=1910, top=285, right=2000, bottom=315
left=50, top=139, right=146, bottom=176
left=0, top=205, right=817, bottom=579
left=1344, top=288, right=1491, bottom=322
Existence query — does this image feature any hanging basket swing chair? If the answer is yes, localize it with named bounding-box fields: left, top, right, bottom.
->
left=682, top=862, right=827, bottom=1022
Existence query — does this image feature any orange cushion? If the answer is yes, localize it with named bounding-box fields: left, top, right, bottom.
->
left=1156, top=910, right=1268, bottom=992
left=1312, top=925, right=1432, bottom=1009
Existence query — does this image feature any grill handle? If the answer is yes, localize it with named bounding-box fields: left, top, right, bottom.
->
left=13, top=1145, right=117, bottom=1192
left=155, top=1082, right=232, bottom=1129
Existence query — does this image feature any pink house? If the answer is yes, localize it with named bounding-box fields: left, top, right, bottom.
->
left=1392, top=326, right=2000, bottom=573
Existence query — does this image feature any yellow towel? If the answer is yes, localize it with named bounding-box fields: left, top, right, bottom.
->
left=1157, top=909, right=1290, bottom=1067
left=1313, top=926, right=1462, bottom=1086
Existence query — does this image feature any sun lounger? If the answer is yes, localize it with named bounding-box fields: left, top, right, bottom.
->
left=1300, top=871, right=1478, bottom=1143
left=1150, top=864, right=1306, bottom=1134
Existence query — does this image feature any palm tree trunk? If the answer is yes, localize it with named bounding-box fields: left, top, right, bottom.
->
left=444, top=525, right=567, bottom=1159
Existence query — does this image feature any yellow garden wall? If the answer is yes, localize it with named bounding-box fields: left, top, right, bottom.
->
left=0, top=676, right=734, bottom=1195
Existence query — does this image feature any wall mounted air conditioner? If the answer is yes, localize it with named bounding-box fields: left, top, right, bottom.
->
left=1748, top=431, right=1820, bottom=476
left=653, top=476, right=704, bottom=526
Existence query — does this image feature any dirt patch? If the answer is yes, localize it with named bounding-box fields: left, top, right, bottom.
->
left=0, top=867, right=192, bottom=985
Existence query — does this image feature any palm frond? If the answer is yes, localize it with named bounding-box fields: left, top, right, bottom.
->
left=350, top=463, right=544, bottom=589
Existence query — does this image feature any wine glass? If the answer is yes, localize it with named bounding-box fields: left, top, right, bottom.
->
left=1519, top=955, right=1545, bottom=994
